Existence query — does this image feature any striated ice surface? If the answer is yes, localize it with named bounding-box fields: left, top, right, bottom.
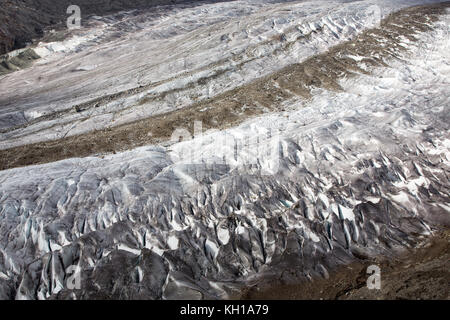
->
left=0, top=1, right=449, bottom=300
left=0, top=0, right=447, bottom=149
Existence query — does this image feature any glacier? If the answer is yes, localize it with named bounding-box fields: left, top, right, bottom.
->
left=0, top=0, right=449, bottom=299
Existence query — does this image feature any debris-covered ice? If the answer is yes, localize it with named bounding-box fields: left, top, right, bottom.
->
left=0, top=0, right=446, bottom=149
left=0, top=0, right=449, bottom=300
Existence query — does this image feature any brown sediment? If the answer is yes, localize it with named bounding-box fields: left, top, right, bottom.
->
left=240, top=230, right=450, bottom=300
left=0, top=2, right=449, bottom=171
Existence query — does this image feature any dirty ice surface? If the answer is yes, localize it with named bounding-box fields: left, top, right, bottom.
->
left=0, top=0, right=449, bottom=300
left=0, top=0, right=446, bottom=149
